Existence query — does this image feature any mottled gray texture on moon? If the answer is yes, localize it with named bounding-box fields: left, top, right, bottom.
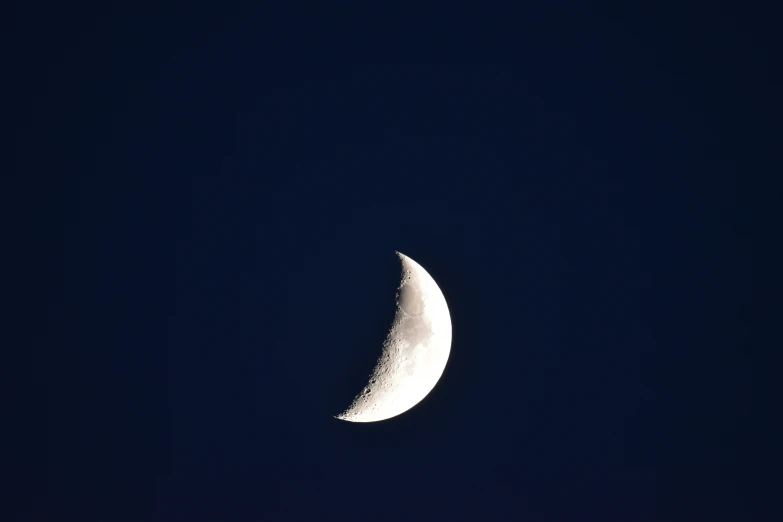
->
left=336, top=252, right=452, bottom=423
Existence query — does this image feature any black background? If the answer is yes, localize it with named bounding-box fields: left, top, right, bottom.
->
left=10, top=3, right=781, bottom=520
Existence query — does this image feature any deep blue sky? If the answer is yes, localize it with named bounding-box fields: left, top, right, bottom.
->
left=11, top=3, right=781, bottom=521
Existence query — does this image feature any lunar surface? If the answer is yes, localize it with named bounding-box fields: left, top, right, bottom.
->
left=335, top=252, right=452, bottom=423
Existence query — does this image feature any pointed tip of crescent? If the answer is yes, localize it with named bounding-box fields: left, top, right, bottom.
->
left=395, top=251, right=411, bottom=263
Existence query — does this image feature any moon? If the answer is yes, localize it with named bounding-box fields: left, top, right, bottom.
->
left=336, top=252, right=452, bottom=423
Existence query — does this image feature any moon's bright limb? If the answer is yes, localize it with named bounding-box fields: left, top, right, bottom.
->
left=336, top=252, right=452, bottom=423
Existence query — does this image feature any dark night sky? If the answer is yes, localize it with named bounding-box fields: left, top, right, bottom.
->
left=10, top=3, right=782, bottom=521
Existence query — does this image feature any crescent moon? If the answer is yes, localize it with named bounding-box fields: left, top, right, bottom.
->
left=336, top=252, right=452, bottom=423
